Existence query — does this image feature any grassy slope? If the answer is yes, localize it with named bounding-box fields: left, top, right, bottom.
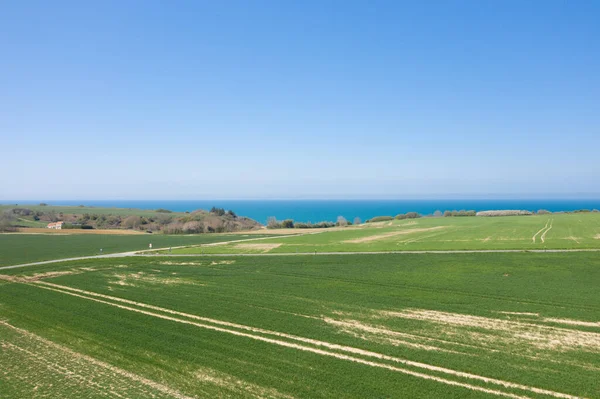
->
left=0, top=233, right=267, bottom=266
left=1, top=253, right=599, bottom=398
left=170, top=213, right=600, bottom=254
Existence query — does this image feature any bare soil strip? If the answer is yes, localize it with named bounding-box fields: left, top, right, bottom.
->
left=498, top=312, right=540, bottom=317
left=542, top=318, right=600, bottom=328
left=234, top=243, right=282, bottom=252
left=540, top=219, right=554, bottom=243
left=194, top=367, right=294, bottom=399
left=344, top=226, right=447, bottom=244
left=31, top=281, right=582, bottom=399
left=532, top=219, right=550, bottom=243
left=381, top=308, right=600, bottom=352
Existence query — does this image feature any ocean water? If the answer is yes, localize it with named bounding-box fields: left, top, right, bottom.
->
left=8, top=199, right=600, bottom=224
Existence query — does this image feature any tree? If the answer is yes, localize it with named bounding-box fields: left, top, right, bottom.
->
left=0, top=211, right=16, bottom=232
left=210, top=207, right=225, bottom=216
left=353, top=217, right=362, bottom=225
left=226, top=210, right=237, bottom=218
left=123, top=215, right=142, bottom=229
left=267, top=216, right=280, bottom=229
left=281, top=219, right=294, bottom=228
left=336, top=216, right=348, bottom=226
left=183, top=221, right=203, bottom=233
left=433, top=210, right=442, bottom=217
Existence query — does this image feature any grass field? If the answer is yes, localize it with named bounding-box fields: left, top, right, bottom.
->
left=167, top=213, right=600, bottom=254
left=0, top=234, right=272, bottom=266
left=1, top=253, right=599, bottom=398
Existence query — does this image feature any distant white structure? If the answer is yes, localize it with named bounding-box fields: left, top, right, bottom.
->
left=47, top=221, right=65, bottom=229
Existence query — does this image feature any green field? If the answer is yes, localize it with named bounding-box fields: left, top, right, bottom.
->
left=167, top=213, right=600, bottom=254
left=0, top=233, right=270, bottom=266
left=1, top=253, right=599, bottom=398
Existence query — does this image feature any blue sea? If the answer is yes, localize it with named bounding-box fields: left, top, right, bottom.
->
left=6, top=199, right=600, bottom=224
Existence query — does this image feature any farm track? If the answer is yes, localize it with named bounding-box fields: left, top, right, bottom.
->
left=26, top=280, right=584, bottom=399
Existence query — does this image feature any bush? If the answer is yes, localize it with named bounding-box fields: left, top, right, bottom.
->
left=267, top=216, right=281, bottom=229
left=155, top=208, right=173, bottom=213
left=443, top=210, right=476, bottom=217
left=367, top=216, right=394, bottom=223
left=537, top=209, right=552, bottom=215
left=39, top=203, right=48, bottom=206
left=353, top=217, right=362, bottom=225
left=123, top=215, right=142, bottom=229
left=8, top=208, right=33, bottom=216
left=281, top=219, right=294, bottom=228
left=163, top=221, right=184, bottom=234
left=0, top=212, right=16, bottom=232
left=226, top=210, right=237, bottom=218
left=210, top=207, right=226, bottom=216
left=294, top=221, right=335, bottom=228
left=476, top=210, right=532, bottom=217
left=395, top=212, right=420, bottom=219
left=336, top=216, right=348, bottom=226
left=62, top=223, right=82, bottom=229
left=183, top=221, right=203, bottom=233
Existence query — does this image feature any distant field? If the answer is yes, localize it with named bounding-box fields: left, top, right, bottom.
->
left=0, top=234, right=269, bottom=266
left=168, top=213, right=600, bottom=254
left=0, top=203, right=187, bottom=217
left=1, top=253, right=599, bottom=398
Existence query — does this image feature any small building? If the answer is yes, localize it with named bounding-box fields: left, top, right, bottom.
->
left=47, top=221, right=65, bottom=230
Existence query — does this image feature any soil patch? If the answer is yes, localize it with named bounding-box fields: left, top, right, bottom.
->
left=345, top=226, right=446, bottom=244
left=234, top=243, right=282, bottom=252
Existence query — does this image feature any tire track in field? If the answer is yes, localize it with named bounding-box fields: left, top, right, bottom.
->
left=532, top=219, right=550, bottom=243
left=0, top=321, right=195, bottom=399
left=32, top=281, right=584, bottom=399
left=541, top=219, right=554, bottom=243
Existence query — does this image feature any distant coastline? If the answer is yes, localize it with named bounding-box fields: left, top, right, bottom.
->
left=3, top=199, right=600, bottom=224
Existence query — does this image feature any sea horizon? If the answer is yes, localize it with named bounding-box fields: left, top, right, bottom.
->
left=4, top=198, right=600, bottom=224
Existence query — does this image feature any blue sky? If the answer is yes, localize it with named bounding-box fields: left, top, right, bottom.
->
left=1, top=0, right=599, bottom=200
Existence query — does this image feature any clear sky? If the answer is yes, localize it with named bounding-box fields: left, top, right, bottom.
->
left=1, top=0, right=599, bottom=200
